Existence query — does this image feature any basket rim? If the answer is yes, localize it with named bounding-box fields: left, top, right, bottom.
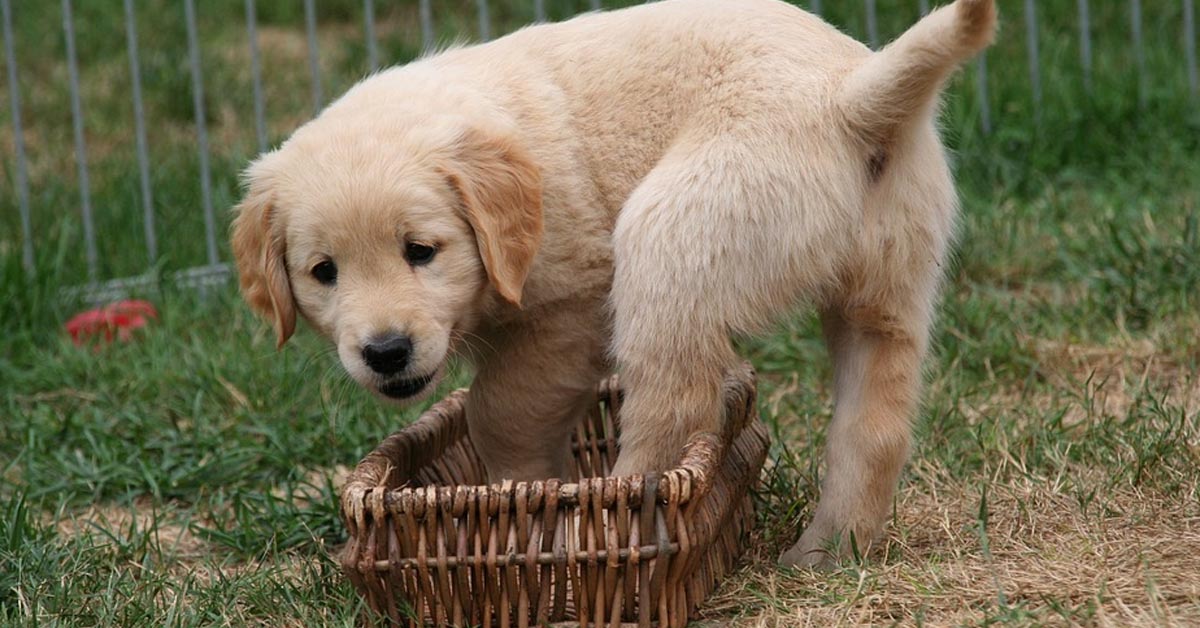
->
left=340, top=363, right=758, bottom=523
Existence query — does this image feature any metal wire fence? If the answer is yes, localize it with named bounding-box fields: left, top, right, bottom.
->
left=1, top=0, right=1198, bottom=302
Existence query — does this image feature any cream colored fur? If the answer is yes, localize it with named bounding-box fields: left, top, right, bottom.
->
left=231, top=0, right=995, bottom=568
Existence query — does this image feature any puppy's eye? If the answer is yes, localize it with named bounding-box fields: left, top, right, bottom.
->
left=405, top=242, right=437, bottom=266
left=311, top=260, right=338, bottom=285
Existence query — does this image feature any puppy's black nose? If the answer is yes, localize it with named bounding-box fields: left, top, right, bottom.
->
left=361, top=334, right=413, bottom=375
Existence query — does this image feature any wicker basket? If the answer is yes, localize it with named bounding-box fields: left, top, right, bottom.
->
left=339, top=363, right=769, bottom=627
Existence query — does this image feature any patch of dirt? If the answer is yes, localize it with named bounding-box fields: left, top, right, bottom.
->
left=54, top=497, right=210, bottom=561
left=269, top=464, right=351, bottom=505
left=703, top=478, right=1200, bottom=626
left=952, top=335, right=1200, bottom=432
left=52, top=464, right=350, bottom=568
left=1029, top=335, right=1196, bottom=400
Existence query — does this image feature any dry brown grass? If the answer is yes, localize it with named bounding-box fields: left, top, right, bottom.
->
left=703, top=474, right=1200, bottom=627
left=1027, top=335, right=1200, bottom=415
left=53, top=498, right=207, bottom=562
left=708, top=330, right=1200, bottom=627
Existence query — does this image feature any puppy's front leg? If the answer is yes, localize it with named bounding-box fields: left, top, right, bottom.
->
left=466, top=309, right=609, bottom=482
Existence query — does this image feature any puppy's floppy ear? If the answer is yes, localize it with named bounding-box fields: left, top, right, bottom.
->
left=230, top=164, right=296, bottom=348
left=442, top=126, right=543, bottom=307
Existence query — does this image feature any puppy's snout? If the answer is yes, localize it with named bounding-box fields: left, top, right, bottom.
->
left=361, top=333, right=413, bottom=375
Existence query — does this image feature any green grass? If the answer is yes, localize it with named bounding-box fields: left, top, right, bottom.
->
left=3, top=0, right=1200, bottom=625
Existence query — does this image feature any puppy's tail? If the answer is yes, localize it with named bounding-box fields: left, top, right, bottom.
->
left=839, top=0, right=996, bottom=144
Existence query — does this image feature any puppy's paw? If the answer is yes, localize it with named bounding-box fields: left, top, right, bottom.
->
left=779, top=544, right=828, bottom=570
left=780, top=519, right=877, bottom=570
left=608, top=456, right=645, bottom=479
left=779, top=523, right=839, bottom=570
left=609, top=449, right=668, bottom=479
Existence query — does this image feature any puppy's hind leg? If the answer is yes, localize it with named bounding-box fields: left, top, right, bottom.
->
left=607, top=149, right=753, bottom=478
left=780, top=292, right=934, bottom=568
left=608, top=313, right=737, bottom=476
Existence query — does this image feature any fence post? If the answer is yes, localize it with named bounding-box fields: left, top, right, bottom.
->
left=304, top=0, right=322, bottom=115
left=865, top=0, right=878, bottom=49
left=184, top=0, right=219, bottom=268
left=1131, top=0, right=1147, bottom=109
left=1078, top=0, right=1092, bottom=94
left=123, top=0, right=157, bottom=265
left=364, top=0, right=378, bottom=71
left=1024, top=0, right=1042, bottom=122
left=1, top=0, right=33, bottom=274
left=918, top=0, right=929, bottom=16
left=477, top=0, right=491, bottom=41
left=419, top=0, right=434, bottom=53
left=63, top=0, right=98, bottom=283
left=591, top=0, right=601, bottom=10
left=245, top=0, right=268, bottom=153
left=811, top=0, right=821, bottom=17
left=535, top=0, right=546, bottom=23
left=1187, top=0, right=1199, bottom=102
left=977, top=52, right=991, bottom=135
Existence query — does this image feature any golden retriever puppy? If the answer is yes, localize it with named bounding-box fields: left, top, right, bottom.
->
left=231, top=0, right=995, bottom=567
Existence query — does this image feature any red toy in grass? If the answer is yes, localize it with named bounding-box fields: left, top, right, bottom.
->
left=65, top=300, right=158, bottom=346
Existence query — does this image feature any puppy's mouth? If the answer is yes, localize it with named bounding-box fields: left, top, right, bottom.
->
left=378, top=372, right=436, bottom=399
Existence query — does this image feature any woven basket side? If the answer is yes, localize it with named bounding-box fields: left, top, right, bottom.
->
left=572, top=374, right=621, bottom=481
left=648, top=364, right=763, bottom=625
left=340, top=387, right=474, bottom=611
left=719, top=363, right=758, bottom=441
left=663, top=362, right=757, bottom=506
left=680, top=417, right=770, bottom=621
left=345, top=389, right=470, bottom=493
left=340, top=363, right=768, bottom=627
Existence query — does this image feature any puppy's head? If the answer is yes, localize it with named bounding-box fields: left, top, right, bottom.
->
left=231, top=118, right=542, bottom=402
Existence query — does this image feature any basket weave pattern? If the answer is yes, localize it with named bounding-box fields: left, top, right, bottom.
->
left=339, top=364, right=769, bottom=627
